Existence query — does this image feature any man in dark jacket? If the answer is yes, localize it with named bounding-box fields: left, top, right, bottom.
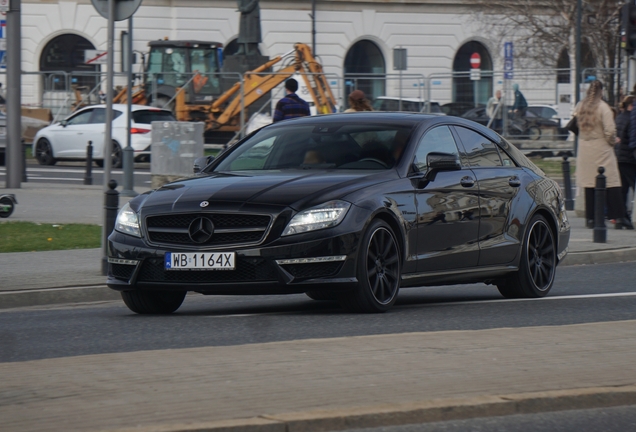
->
left=273, top=78, right=310, bottom=122
left=619, top=95, right=636, bottom=221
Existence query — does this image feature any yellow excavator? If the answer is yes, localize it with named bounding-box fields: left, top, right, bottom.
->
left=112, top=42, right=337, bottom=141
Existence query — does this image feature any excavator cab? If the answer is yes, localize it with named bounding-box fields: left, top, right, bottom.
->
left=145, top=40, right=224, bottom=107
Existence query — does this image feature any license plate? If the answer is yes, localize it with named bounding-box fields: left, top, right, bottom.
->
left=165, top=252, right=235, bottom=270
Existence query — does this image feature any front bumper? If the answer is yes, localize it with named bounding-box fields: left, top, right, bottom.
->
left=107, top=230, right=362, bottom=295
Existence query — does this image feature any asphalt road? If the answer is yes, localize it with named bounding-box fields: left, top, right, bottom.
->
left=345, top=405, right=636, bottom=432
left=1, top=262, right=635, bottom=364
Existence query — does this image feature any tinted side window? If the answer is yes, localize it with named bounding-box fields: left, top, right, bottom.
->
left=66, top=110, right=93, bottom=126
left=132, top=110, right=177, bottom=124
left=455, top=126, right=503, bottom=167
left=89, top=109, right=122, bottom=124
left=414, top=126, right=459, bottom=171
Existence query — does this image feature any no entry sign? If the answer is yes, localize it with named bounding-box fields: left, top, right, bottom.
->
left=470, top=52, right=481, bottom=69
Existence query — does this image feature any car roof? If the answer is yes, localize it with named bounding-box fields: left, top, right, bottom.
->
left=264, top=111, right=497, bottom=136
left=76, top=104, right=172, bottom=113
left=374, top=96, right=438, bottom=103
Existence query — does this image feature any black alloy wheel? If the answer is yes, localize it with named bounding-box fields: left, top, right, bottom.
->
left=95, top=141, right=123, bottom=169
left=121, top=290, right=186, bottom=314
left=339, top=219, right=401, bottom=313
left=497, top=214, right=556, bottom=298
left=35, top=138, right=57, bottom=166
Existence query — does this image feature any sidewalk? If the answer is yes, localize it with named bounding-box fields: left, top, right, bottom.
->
left=1, top=181, right=636, bottom=309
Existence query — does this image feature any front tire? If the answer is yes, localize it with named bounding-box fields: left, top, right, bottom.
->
left=338, top=220, right=401, bottom=313
left=35, top=139, right=57, bottom=166
left=121, top=290, right=186, bottom=314
left=497, top=214, right=556, bottom=298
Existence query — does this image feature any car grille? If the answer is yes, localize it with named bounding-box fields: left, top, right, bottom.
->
left=145, top=213, right=271, bottom=247
left=136, top=257, right=277, bottom=283
left=281, top=262, right=343, bottom=279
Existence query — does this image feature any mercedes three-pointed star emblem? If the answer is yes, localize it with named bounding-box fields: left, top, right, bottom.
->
left=188, top=217, right=215, bottom=243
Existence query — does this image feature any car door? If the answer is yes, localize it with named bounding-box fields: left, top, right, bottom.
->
left=412, top=125, right=480, bottom=273
left=82, top=108, right=108, bottom=158
left=452, top=126, right=522, bottom=266
left=53, top=109, right=94, bottom=158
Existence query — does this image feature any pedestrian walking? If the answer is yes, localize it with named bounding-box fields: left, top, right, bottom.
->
left=344, top=90, right=373, bottom=112
left=272, top=78, right=311, bottom=123
left=575, top=80, right=633, bottom=230
left=616, top=95, right=636, bottom=222
left=486, top=89, right=503, bottom=132
left=511, top=83, right=527, bottom=118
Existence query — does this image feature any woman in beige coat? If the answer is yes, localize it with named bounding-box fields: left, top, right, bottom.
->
left=575, top=80, right=633, bottom=229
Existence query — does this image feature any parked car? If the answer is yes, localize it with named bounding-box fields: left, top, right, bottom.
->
left=0, top=112, right=49, bottom=166
left=32, top=104, right=176, bottom=168
left=441, top=102, right=483, bottom=117
left=372, top=96, right=443, bottom=114
left=107, top=112, right=570, bottom=315
left=461, top=106, right=565, bottom=140
left=527, top=104, right=571, bottom=130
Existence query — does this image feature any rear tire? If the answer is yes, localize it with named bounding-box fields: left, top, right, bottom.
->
left=496, top=214, right=556, bottom=298
left=94, top=141, right=122, bottom=168
left=338, top=219, right=401, bottom=313
left=35, top=139, right=57, bottom=166
left=121, top=290, right=186, bottom=314
left=526, top=126, right=541, bottom=141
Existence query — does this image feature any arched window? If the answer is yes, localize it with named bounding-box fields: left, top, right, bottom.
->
left=344, top=40, right=386, bottom=106
left=40, top=34, right=99, bottom=91
left=452, top=41, right=493, bottom=106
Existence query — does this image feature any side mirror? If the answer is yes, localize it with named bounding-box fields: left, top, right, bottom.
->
left=60, top=120, right=68, bottom=127
left=427, top=152, right=461, bottom=172
left=193, top=155, right=214, bottom=174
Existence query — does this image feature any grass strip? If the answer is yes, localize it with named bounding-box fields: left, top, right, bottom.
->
left=0, top=221, right=101, bottom=253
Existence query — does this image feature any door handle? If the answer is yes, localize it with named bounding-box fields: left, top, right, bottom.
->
left=508, top=176, right=521, bottom=187
left=460, top=176, right=475, bottom=188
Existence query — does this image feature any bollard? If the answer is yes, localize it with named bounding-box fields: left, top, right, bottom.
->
left=561, top=156, right=574, bottom=210
left=102, top=179, right=119, bottom=276
left=593, top=166, right=607, bottom=243
left=84, top=141, right=93, bottom=185
left=21, top=140, right=27, bottom=183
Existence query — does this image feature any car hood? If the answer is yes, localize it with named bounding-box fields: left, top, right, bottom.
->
left=136, top=170, right=394, bottom=213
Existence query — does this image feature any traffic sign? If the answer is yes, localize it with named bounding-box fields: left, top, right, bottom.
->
left=85, top=49, right=108, bottom=64
left=504, top=42, right=513, bottom=60
left=470, top=68, right=481, bottom=81
left=0, top=0, right=9, bottom=13
left=470, top=52, right=481, bottom=69
left=91, top=0, right=142, bottom=21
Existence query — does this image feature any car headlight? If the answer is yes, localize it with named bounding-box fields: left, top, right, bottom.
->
left=115, top=202, right=141, bottom=237
left=282, top=200, right=351, bottom=236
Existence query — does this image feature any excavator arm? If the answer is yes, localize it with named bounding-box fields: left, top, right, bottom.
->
left=175, top=43, right=338, bottom=132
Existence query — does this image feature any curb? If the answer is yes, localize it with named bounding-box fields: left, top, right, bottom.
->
left=0, top=285, right=119, bottom=310
left=110, top=385, right=636, bottom=432
left=560, top=247, right=636, bottom=266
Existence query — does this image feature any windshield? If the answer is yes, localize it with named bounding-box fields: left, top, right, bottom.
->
left=213, top=123, right=413, bottom=172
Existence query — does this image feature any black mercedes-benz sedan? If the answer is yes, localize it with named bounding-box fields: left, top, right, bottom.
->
left=107, top=112, right=570, bottom=314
